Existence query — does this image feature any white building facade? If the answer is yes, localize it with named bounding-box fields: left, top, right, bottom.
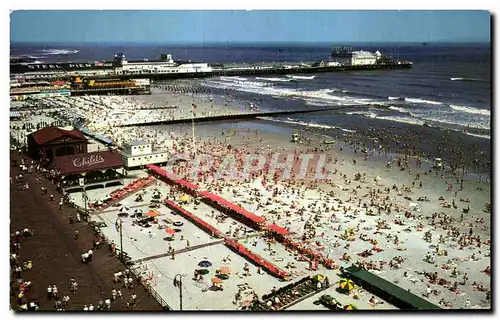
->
left=351, top=51, right=381, bottom=66
left=113, top=53, right=212, bottom=75
left=120, top=140, right=170, bottom=169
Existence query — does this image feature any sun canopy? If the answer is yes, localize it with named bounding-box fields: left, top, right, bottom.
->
left=266, top=224, right=291, bottom=236
left=199, top=190, right=265, bottom=224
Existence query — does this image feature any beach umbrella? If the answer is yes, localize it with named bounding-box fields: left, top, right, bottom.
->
left=217, top=274, right=230, bottom=280
left=313, top=274, right=325, bottom=281
left=219, top=266, right=232, bottom=275
left=343, top=304, right=357, bottom=310
left=211, top=277, right=223, bottom=284
left=180, top=195, right=190, bottom=202
left=198, top=260, right=212, bottom=268
left=146, top=210, right=160, bottom=218
left=198, top=269, right=210, bottom=275
left=338, top=278, right=355, bottom=292
left=375, top=175, right=382, bottom=181
left=134, top=208, right=144, bottom=214
left=119, top=206, right=130, bottom=213
left=166, top=228, right=176, bottom=235
left=95, top=199, right=103, bottom=205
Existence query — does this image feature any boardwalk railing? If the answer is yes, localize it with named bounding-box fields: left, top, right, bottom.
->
left=89, top=220, right=172, bottom=311
left=129, top=263, right=172, bottom=311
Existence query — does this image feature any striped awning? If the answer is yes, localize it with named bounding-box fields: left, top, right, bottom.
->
left=10, top=111, right=21, bottom=118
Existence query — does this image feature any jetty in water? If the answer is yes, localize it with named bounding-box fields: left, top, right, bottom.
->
left=116, top=105, right=357, bottom=127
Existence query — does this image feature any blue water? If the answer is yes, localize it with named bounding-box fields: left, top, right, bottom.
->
left=11, top=42, right=491, bottom=138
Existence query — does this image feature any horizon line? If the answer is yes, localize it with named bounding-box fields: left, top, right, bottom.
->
left=10, top=40, right=491, bottom=46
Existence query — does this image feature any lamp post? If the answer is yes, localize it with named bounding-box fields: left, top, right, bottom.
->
left=81, top=185, right=88, bottom=220
left=173, top=274, right=185, bottom=310
left=118, top=218, right=124, bottom=262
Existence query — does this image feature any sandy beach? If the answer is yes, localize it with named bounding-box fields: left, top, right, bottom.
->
left=10, top=87, right=491, bottom=310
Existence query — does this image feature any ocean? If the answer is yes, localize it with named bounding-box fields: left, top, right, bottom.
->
left=10, top=42, right=492, bottom=169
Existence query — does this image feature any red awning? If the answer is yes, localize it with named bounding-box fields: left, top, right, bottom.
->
left=198, top=190, right=265, bottom=224
left=176, top=179, right=199, bottom=190
left=224, top=239, right=288, bottom=279
left=164, top=200, right=223, bottom=238
left=266, top=224, right=291, bottom=236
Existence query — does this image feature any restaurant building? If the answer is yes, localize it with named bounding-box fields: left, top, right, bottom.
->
left=27, top=126, right=88, bottom=161
left=51, top=149, right=125, bottom=192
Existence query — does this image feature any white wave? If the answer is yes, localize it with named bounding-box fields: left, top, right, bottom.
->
left=388, top=106, right=410, bottom=113
left=450, top=77, right=479, bottom=81
left=464, top=132, right=490, bottom=140
left=302, top=98, right=334, bottom=107
left=376, top=116, right=427, bottom=126
left=388, top=96, right=404, bottom=100
left=38, top=49, right=79, bottom=55
left=286, top=75, right=316, bottom=80
left=409, top=111, right=490, bottom=130
left=219, top=76, right=249, bottom=82
left=345, top=111, right=378, bottom=118
left=255, top=77, right=291, bottom=82
left=449, top=104, right=490, bottom=116
left=405, top=98, right=443, bottom=105
left=206, top=80, right=375, bottom=106
left=258, top=117, right=356, bottom=133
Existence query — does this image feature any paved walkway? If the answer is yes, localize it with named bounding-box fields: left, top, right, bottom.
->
left=9, top=151, right=163, bottom=311
left=131, top=239, right=226, bottom=264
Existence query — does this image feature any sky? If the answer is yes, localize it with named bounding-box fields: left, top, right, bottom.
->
left=10, top=10, right=491, bottom=44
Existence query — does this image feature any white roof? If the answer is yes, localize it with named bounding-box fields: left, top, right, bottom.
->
left=127, top=140, right=150, bottom=147
left=352, top=50, right=377, bottom=58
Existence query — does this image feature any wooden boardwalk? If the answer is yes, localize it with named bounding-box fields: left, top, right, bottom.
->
left=9, top=151, right=164, bottom=311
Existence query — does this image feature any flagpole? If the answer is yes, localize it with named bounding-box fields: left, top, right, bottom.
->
left=191, top=103, right=196, bottom=157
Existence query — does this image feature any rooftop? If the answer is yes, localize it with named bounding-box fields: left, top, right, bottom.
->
left=127, top=140, right=151, bottom=147
left=52, top=149, right=125, bottom=175
left=30, top=126, right=87, bottom=145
